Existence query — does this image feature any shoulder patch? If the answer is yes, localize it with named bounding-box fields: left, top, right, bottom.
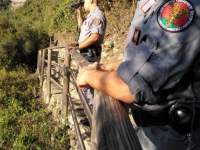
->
left=157, top=0, right=195, bottom=32
left=93, top=18, right=101, bottom=26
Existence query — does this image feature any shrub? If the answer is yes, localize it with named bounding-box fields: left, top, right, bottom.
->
left=0, top=12, right=49, bottom=71
left=0, top=68, right=69, bottom=149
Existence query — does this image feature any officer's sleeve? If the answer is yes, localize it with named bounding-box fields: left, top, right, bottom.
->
left=117, top=60, right=161, bottom=105
left=91, top=16, right=105, bottom=35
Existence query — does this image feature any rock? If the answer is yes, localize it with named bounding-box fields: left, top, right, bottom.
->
left=10, top=0, right=26, bottom=10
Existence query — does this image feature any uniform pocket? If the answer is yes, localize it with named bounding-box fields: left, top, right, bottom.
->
left=83, top=25, right=89, bottom=31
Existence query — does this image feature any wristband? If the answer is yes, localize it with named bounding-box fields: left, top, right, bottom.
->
left=75, top=43, right=79, bottom=50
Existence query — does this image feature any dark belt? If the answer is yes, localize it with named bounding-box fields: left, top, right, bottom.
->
left=131, top=106, right=200, bottom=134
left=131, top=108, right=171, bottom=127
left=80, top=46, right=102, bottom=55
left=80, top=46, right=102, bottom=62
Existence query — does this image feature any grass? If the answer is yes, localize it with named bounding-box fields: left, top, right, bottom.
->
left=0, top=67, right=69, bottom=150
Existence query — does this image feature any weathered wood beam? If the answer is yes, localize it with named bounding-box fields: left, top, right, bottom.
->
left=68, top=49, right=142, bottom=150
left=91, top=91, right=142, bottom=150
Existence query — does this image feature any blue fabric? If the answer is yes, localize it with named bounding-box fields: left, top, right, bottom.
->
left=118, top=0, right=200, bottom=149
left=118, top=0, right=200, bottom=104
left=135, top=125, right=200, bottom=150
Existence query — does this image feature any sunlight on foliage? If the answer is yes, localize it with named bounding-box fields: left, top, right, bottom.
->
left=0, top=68, right=69, bottom=149
left=0, top=0, right=136, bottom=71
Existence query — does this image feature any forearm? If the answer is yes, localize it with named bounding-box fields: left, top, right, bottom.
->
left=79, top=34, right=101, bottom=49
left=77, top=9, right=84, bottom=28
left=67, top=34, right=100, bottom=51
left=84, top=70, right=134, bottom=103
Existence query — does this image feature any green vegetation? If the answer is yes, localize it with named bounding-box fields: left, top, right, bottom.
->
left=0, top=0, right=136, bottom=149
left=0, top=68, right=69, bottom=149
left=0, top=0, right=135, bottom=71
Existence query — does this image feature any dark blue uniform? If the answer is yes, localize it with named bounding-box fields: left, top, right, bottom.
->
left=117, top=0, right=200, bottom=149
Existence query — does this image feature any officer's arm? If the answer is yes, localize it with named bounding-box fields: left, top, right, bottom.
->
left=77, top=69, right=134, bottom=104
left=77, top=7, right=84, bottom=28
left=79, top=33, right=101, bottom=49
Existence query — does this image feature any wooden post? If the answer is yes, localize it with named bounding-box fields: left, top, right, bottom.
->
left=68, top=50, right=142, bottom=150
left=46, top=48, right=52, bottom=104
left=37, top=50, right=41, bottom=75
left=61, top=47, right=71, bottom=125
left=40, top=49, right=46, bottom=87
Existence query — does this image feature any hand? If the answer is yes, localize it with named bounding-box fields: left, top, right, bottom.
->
left=99, top=60, right=122, bottom=71
left=67, top=44, right=76, bottom=51
left=77, top=6, right=82, bottom=11
left=77, top=68, right=89, bottom=90
left=86, top=62, right=99, bottom=70
left=99, top=63, right=114, bottom=71
left=83, top=62, right=111, bottom=72
left=77, top=62, right=98, bottom=90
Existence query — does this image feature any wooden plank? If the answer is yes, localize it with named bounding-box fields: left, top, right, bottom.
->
left=69, top=69, right=93, bottom=125
left=69, top=50, right=90, bottom=67
left=68, top=49, right=142, bottom=150
left=61, top=49, right=71, bottom=125
left=47, top=48, right=52, bottom=104
left=68, top=94, right=86, bottom=150
left=91, top=91, right=142, bottom=150
left=40, top=49, right=46, bottom=87
left=37, top=50, right=41, bottom=75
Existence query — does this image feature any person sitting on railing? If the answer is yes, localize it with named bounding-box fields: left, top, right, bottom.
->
left=67, top=0, right=107, bottom=109
left=76, top=0, right=200, bottom=149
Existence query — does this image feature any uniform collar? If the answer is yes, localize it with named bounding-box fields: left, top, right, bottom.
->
left=88, top=6, right=100, bottom=18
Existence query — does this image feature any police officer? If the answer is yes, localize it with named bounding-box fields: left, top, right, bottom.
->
left=77, top=0, right=200, bottom=149
left=68, top=0, right=107, bottom=108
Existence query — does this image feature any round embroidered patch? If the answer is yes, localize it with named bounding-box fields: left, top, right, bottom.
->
left=93, top=18, right=101, bottom=26
left=157, top=0, right=195, bottom=32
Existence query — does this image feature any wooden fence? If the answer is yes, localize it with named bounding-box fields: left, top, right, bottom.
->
left=37, top=45, right=142, bottom=150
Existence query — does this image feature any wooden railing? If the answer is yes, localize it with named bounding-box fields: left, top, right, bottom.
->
left=37, top=45, right=142, bottom=150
